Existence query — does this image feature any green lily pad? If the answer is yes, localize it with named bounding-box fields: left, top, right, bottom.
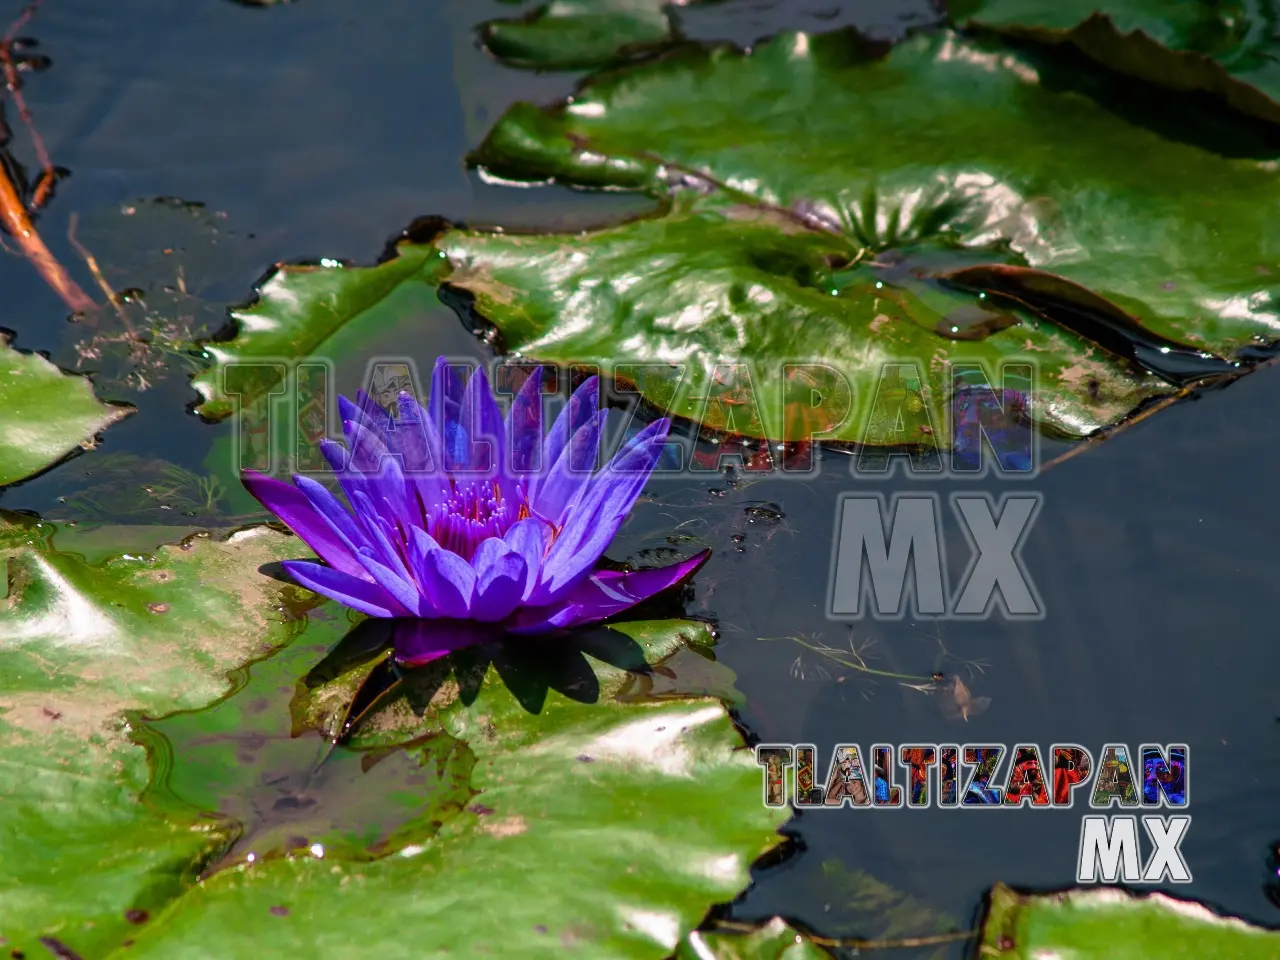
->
left=462, top=28, right=1280, bottom=440
left=442, top=193, right=1171, bottom=444
left=0, top=524, right=329, bottom=957
left=191, top=243, right=451, bottom=421
left=978, top=883, right=1280, bottom=958
left=107, top=616, right=784, bottom=957
left=1, top=512, right=775, bottom=955
left=481, top=0, right=678, bottom=70
left=0, top=331, right=133, bottom=486
left=674, top=918, right=834, bottom=958
left=948, top=0, right=1280, bottom=126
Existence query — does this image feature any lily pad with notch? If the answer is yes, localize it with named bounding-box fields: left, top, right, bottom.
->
left=191, top=242, right=452, bottom=421
left=977, top=882, right=1280, bottom=958
left=119, top=614, right=787, bottom=957
left=463, top=28, right=1280, bottom=442
left=0, top=330, right=133, bottom=487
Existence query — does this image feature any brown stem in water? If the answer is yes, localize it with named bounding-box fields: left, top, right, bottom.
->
left=3, top=0, right=55, bottom=187
left=67, top=211, right=133, bottom=332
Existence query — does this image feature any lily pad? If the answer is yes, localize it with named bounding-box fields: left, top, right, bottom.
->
left=110, top=616, right=785, bottom=957
left=948, top=0, right=1280, bottom=126
left=978, top=883, right=1280, bottom=958
left=191, top=242, right=451, bottom=421
left=481, top=0, right=682, bottom=70
left=0, top=523, right=328, bottom=957
left=675, top=918, right=835, bottom=958
left=1, top=512, right=773, bottom=955
left=441, top=193, right=1172, bottom=444
left=817, top=859, right=962, bottom=950
left=0, top=330, right=133, bottom=486
left=463, top=28, right=1280, bottom=439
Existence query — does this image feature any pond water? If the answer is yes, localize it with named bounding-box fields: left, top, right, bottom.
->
left=3, top=0, right=1278, bottom=952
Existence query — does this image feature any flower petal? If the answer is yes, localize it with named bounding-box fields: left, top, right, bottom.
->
left=528, top=410, right=607, bottom=529
left=469, top=537, right=529, bottom=623
left=532, top=375, right=598, bottom=503
left=336, top=406, right=388, bottom=474
left=428, top=357, right=467, bottom=469
left=392, top=619, right=500, bottom=668
left=323, top=423, right=414, bottom=533
left=339, top=392, right=391, bottom=446
left=347, top=489, right=414, bottom=581
left=461, top=365, right=506, bottom=478
left=409, top=527, right=477, bottom=619
left=352, top=546, right=424, bottom=616
left=241, top=470, right=366, bottom=578
left=529, top=417, right=671, bottom=605
left=507, top=550, right=710, bottom=634
left=507, top=367, right=545, bottom=475
left=504, top=517, right=552, bottom=600
left=281, top=559, right=411, bottom=618
left=292, top=474, right=367, bottom=541
left=387, top=390, right=448, bottom=510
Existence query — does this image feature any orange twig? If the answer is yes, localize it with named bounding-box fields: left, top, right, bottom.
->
left=0, top=155, right=93, bottom=311
left=0, top=0, right=93, bottom=313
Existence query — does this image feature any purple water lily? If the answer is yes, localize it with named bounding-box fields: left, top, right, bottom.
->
left=243, top=358, right=709, bottom=667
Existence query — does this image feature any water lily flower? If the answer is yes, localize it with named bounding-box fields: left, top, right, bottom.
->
left=243, top=357, right=709, bottom=667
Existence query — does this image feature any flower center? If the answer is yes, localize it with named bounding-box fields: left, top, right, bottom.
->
left=429, top=479, right=531, bottom=561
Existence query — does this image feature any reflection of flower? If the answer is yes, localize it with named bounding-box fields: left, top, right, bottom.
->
left=244, top=357, right=709, bottom=667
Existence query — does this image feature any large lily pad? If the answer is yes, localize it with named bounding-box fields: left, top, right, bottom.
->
left=0, top=330, right=133, bottom=486
left=0, top=523, right=327, bottom=956
left=978, top=883, right=1280, bottom=958
left=464, top=28, right=1280, bottom=440
left=108, top=616, right=784, bottom=957
left=0, top=517, right=780, bottom=955
left=191, top=243, right=451, bottom=420
left=948, top=0, right=1280, bottom=126
left=441, top=192, right=1170, bottom=444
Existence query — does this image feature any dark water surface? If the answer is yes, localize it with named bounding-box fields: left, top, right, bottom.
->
left=3, top=0, right=1278, bottom=949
